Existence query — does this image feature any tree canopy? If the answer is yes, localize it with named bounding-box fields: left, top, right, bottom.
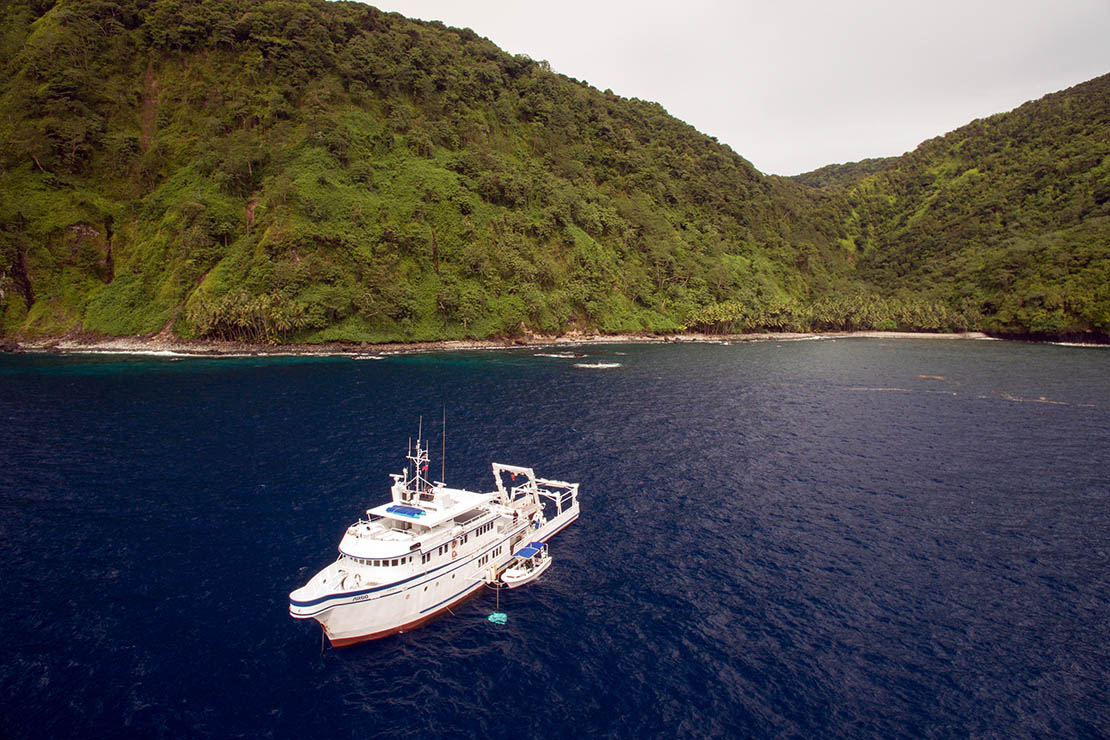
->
left=1, top=0, right=1106, bottom=343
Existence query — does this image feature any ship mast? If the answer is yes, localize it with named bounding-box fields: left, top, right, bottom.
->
left=406, top=418, right=432, bottom=495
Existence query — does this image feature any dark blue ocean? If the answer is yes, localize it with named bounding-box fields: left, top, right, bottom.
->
left=2, top=339, right=1108, bottom=739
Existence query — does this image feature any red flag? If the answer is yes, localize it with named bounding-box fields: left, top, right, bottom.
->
left=422, top=464, right=428, bottom=471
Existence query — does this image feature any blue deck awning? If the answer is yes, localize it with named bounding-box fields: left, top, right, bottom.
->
left=513, top=541, right=546, bottom=559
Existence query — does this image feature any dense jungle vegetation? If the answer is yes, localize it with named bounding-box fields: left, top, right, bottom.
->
left=0, top=0, right=1107, bottom=343
left=804, top=74, right=1110, bottom=339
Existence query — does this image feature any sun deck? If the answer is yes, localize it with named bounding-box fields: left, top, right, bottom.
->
left=367, top=486, right=497, bottom=529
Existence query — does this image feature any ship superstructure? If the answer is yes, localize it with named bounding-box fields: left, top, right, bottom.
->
left=289, top=436, right=579, bottom=646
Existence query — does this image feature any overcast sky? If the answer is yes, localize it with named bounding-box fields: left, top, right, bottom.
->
left=366, top=0, right=1110, bottom=175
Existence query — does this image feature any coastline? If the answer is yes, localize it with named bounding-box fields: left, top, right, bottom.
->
left=2, top=330, right=1001, bottom=358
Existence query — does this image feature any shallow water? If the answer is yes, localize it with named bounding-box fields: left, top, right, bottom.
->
left=1, top=339, right=1108, bottom=738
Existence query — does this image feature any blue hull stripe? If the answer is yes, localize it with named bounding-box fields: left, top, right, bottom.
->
left=291, top=523, right=534, bottom=609
left=292, top=511, right=578, bottom=615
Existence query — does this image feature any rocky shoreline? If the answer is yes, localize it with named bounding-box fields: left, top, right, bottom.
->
left=1, top=331, right=999, bottom=357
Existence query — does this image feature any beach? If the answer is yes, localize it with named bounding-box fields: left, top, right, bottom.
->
left=3, top=331, right=996, bottom=357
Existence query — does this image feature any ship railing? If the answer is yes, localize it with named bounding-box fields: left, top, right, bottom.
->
left=533, top=479, right=579, bottom=515
left=379, top=528, right=414, bottom=541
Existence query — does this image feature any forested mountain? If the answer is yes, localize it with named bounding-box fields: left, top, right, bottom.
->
left=814, top=74, right=1110, bottom=338
left=0, top=0, right=1106, bottom=343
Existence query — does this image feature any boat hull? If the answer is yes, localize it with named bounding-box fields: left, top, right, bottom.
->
left=326, top=582, right=486, bottom=646
left=501, top=555, right=552, bottom=588
left=301, top=508, right=579, bottom=647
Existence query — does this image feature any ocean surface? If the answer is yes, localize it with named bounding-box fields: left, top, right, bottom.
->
left=1, top=338, right=1107, bottom=739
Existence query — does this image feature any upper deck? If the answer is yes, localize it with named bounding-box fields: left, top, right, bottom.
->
left=368, top=484, right=498, bottom=529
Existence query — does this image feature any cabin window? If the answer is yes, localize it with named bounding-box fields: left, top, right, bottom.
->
left=391, top=559, right=398, bottom=566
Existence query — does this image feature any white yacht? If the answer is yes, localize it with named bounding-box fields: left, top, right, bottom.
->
left=289, top=436, right=580, bottom=647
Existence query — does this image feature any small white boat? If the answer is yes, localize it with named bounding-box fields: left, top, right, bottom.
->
left=499, top=541, right=551, bottom=588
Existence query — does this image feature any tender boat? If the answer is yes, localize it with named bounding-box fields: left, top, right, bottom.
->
left=289, top=434, right=580, bottom=647
left=499, top=541, right=552, bottom=588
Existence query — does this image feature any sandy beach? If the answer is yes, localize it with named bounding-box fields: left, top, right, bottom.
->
left=3, top=331, right=997, bottom=357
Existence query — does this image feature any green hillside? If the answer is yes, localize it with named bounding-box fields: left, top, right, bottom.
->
left=809, top=75, right=1110, bottom=338
left=0, top=0, right=1107, bottom=343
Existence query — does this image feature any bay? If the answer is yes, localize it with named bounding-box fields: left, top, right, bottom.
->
left=1, top=338, right=1107, bottom=738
